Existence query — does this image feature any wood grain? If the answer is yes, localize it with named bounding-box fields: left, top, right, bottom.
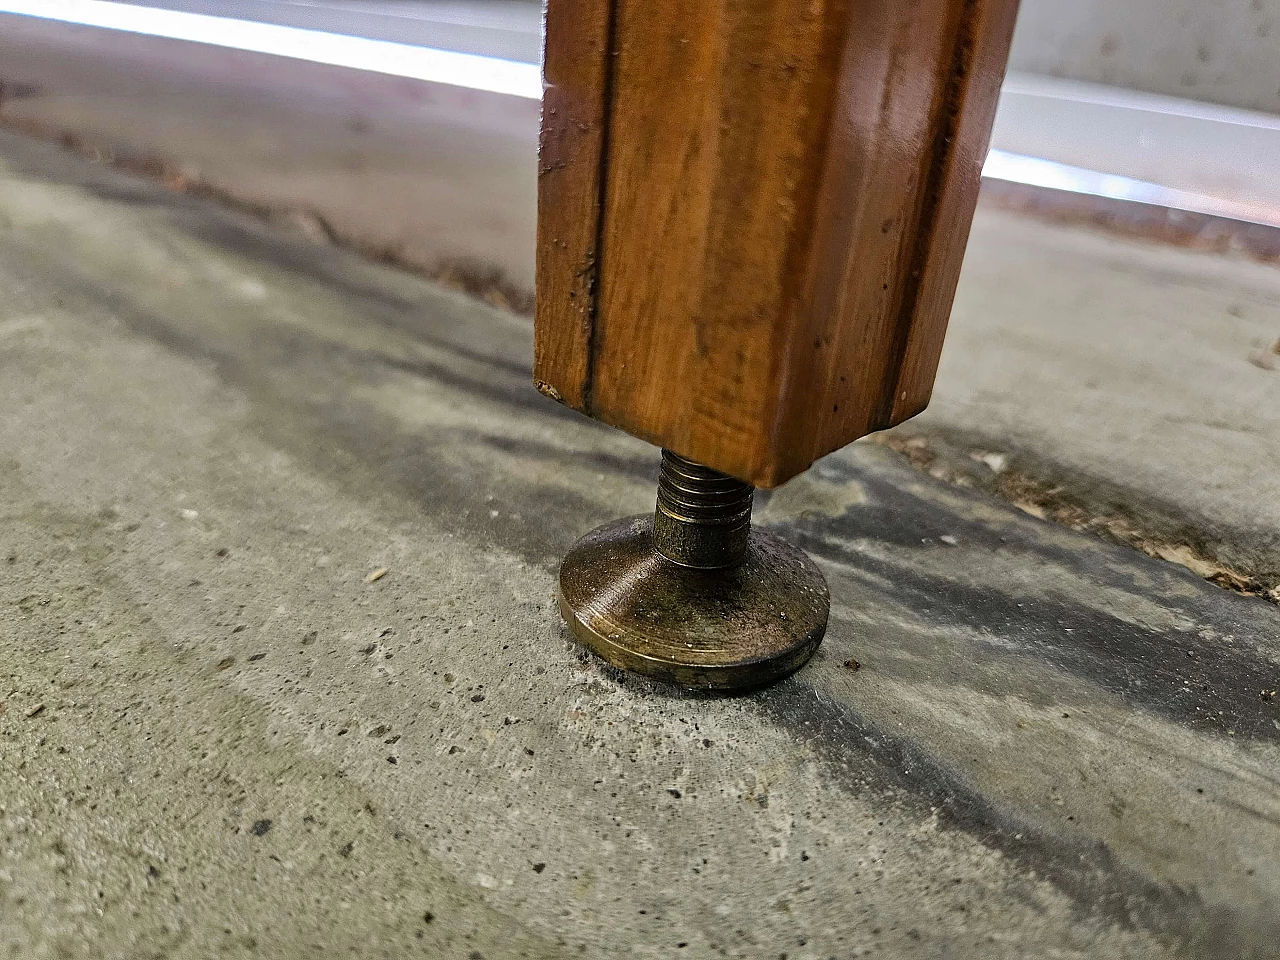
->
left=535, top=0, right=1020, bottom=486
left=533, top=0, right=615, bottom=409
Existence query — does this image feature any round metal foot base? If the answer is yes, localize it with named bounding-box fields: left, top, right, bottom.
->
left=558, top=515, right=829, bottom=690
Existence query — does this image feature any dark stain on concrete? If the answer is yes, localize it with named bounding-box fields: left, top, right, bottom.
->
left=755, top=682, right=1221, bottom=949
left=776, top=461, right=1280, bottom=744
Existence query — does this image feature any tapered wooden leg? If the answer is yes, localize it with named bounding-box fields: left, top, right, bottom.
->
left=537, top=0, right=1020, bottom=688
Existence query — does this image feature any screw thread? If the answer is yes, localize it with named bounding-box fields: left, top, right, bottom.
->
left=652, top=450, right=753, bottom=568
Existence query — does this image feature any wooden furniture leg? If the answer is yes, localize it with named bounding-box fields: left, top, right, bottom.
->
left=537, top=0, right=1021, bottom=689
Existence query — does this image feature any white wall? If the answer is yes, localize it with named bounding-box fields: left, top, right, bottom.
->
left=1009, top=0, right=1280, bottom=115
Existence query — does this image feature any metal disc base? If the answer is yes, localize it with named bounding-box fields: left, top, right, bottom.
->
left=558, top=515, right=830, bottom=690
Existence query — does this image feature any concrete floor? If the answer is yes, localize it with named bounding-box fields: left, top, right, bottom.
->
left=908, top=209, right=1280, bottom=592
left=2, top=16, right=1278, bottom=596
left=2, top=130, right=1279, bottom=958
left=0, top=15, right=542, bottom=294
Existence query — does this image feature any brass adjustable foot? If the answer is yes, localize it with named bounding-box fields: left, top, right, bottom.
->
left=558, top=451, right=829, bottom=691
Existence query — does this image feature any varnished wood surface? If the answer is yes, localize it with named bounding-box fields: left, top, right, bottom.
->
left=536, top=0, right=1020, bottom=486
left=533, top=0, right=614, bottom=409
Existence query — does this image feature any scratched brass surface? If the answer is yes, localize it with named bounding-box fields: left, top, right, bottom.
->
left=559, top=516, right=829, bottom=690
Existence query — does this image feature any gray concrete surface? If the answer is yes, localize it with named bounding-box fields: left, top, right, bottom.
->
left=908, top=205, right=1280, bottom=591
left=3, top=20, right=1279, bottom=593
left=2, top=130, right=1280, bottom=959
left=0, top=15, right=541, bottom=293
